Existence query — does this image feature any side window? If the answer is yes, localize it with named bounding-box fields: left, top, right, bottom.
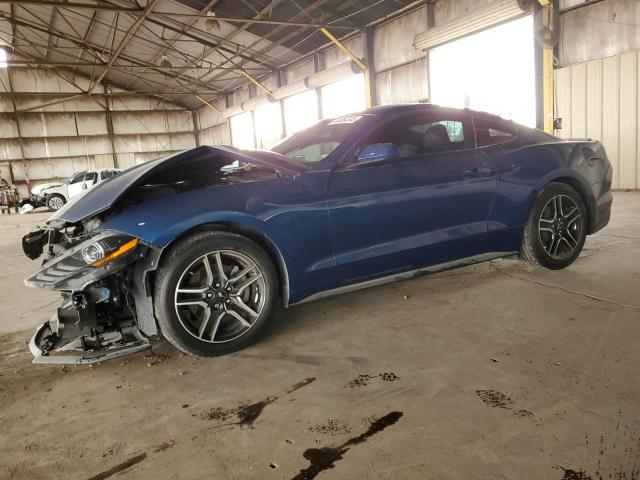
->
left=474, top=117, right=517, bottom=147
left=68, top=172, right=85, bottom=184
left=85, top=172, right=98, bottom=185
left=357, top=112, right=473, bottom=163
left=101, top=170, right=115, bottom=180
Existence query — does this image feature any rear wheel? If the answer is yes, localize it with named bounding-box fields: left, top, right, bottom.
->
left=46, top=194, right=65, bottom=211
left=154, top=231, right=278, bottom=356
left=520, top=182, right=587, bottom=269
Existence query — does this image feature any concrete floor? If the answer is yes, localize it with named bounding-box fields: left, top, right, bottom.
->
left=0, top=194, right=638, bottom=480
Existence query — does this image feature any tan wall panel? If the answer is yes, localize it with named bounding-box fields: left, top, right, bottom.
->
left=585, top=60, right=603, bottom=142
left=618, top=52, right=637, bottom=189
left=601, top=56, right=620, bottom=188
left=555, top=67, right=572, bottom=138
left=570, top=62, right=586, bottom=138
left=556, top=50, right=640, bottom=190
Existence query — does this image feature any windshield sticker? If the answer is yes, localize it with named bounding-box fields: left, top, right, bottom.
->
left=328, top=115, right=363, bottom=125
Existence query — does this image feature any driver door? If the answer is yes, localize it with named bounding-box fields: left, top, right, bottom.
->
left=82, top=171, right=98, bottom=191
left=66, top=172, right=86, bottom=198
left=327, top=110, right=497, bottom=284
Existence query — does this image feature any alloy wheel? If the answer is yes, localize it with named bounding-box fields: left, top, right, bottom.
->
left=173, top=250, right=266, bottom=343
left=538, top=194, right=582, bottom=260
left=48, top=196, right=64, bottom=210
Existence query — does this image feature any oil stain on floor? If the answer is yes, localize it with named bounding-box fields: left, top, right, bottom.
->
left=292, top=411, right=403, bottom=480
left=199, top=377, right=316, bottom=428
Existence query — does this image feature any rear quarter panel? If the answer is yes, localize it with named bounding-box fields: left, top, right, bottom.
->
left=483, top=134, right=608, bottom=251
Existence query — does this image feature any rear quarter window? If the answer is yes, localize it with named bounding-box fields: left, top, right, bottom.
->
left=474, top=117, right=517, bottom=147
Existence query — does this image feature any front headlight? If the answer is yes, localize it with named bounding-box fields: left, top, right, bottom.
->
left=25, top=231, right=141, bottom=290
left=81, top=242, right=105, bottom=264
left=83, top=237, right=139, bottom=267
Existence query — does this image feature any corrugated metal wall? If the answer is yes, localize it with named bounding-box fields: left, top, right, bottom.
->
left=555, top=50, right=639, bottom=190
left=0, top=68, right=198, bottom=196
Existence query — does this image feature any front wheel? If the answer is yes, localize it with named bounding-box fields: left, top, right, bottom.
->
left=46, top=194, right=66, bottom=211
left=154, top=231, right=278, bottom=356
left=520, top=182, right=587, bottom=269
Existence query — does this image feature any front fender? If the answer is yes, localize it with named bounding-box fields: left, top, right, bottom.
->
left=98, top=198, right=296, bottom=302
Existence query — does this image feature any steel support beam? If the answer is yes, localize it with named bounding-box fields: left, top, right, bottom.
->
left=0, top=0, right=144, bottom=11
left=239, top=70, right=273, bottom=96
left=5, top=68, right=30, bottom=195
left=319, top=26, right=373, bottom=107
left=103, top=84, right=118, bottom=168
left=195, top=95, right=222, bottom=114
left=192, top=110, right=201, bottom=147
left=2, top=62, right=269, bottom=71
left=537, top=0, right=555, bottom=134
left=151, top=12, right=356, bottom=29
left=363, top=26, right=376, bottom=107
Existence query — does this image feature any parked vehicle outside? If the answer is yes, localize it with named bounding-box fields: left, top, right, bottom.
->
left=35, top=169, right=121, bottom=211
left=21, top=104, right=612, bottom=364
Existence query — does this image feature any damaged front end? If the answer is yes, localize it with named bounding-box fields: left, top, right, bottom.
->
left=23, top=222, right=159, bottom=364
left=22, top=145, right=304, bottom=364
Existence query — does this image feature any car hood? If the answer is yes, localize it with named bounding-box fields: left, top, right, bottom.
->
left=50, top=145, right=306, bottom=224
left=33, top=182, right=63, bottom=194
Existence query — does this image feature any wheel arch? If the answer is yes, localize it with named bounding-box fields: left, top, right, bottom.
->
left=156, top=221, right=291, bottom=307
left=528, top=174, right=595, bottom=233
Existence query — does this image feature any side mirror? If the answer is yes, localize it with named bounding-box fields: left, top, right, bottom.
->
left=356, top=143, right=400, bottom=163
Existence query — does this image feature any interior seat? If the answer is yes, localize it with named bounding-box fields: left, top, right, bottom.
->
left=422, top=124, right=452, bottom=153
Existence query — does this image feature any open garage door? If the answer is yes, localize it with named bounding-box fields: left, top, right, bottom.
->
left=428, top=15, right=536, bottom=127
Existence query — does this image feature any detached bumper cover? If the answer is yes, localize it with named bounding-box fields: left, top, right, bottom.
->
left=29, top=318, right=150, bottom=365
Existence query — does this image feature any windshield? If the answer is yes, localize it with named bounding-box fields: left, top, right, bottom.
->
left=271, top=114, right=373, bottom=164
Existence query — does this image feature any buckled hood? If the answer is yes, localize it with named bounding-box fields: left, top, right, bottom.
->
left=49, top=145, right=306, bottom=224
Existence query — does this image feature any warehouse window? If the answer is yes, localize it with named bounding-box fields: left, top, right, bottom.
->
left=283, top=90, right=319, bottom=136
left=254, top=101, right=283, bottom=149
left=230, top=112, right=255, bottom=149
left=429, top=15, right=535, bottom=127
left=321, top=74, right=366, bottom=119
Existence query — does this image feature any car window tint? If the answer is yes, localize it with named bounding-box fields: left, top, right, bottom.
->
left=85, top=172, right=98, bottom=184
left=68, top=172, right=85, bottom=184
left=360, top=112, right=472, bottom=160
left=282, top=142, right=340, bottom=164
left=475, top=117, right=517, bottom=147
left=272, top=116, right=374, bottom=164
left=101, top=170, right=115, bottom=180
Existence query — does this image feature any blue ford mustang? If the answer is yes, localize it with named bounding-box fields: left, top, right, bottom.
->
left=22, top=104, right=612, bottom=363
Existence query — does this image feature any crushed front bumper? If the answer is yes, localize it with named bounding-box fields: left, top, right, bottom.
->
left=29, top=316, right=150, bottom=365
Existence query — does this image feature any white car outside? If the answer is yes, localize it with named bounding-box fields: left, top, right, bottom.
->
left=40, top=169, right=121, bottom=211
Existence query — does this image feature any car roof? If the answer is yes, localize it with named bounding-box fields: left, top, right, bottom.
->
left=359, top=103, right=514, bottom=124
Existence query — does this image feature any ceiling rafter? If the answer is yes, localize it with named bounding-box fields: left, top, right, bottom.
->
left=0, top=21, right=214, bottom=110
left=0, top=0, right=144, bottom=12
left=0, top=0, right=419, bottom=109
left=126, top=0, right=220, bottom=88
left=87, top=0, right=160, bottom=93
left=196, top=0, right=336, bottom=95
left=196, top=0, right=334, bottom=86
left=0, top=11, right=226, bottom=95
left=212, top=0, right=367, bottom=93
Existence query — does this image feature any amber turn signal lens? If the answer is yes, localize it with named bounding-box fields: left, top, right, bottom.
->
left=92, top=238, right=139, bottom=267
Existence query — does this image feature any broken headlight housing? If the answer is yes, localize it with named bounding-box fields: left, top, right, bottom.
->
left=25, top=231, right=140, bottom=290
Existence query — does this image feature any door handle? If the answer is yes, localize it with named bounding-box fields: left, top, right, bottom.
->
left=462, top=167, right=492, bottom=179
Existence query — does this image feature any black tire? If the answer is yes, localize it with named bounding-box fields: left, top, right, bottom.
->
left=154, top=231, right=278, bottom=356
left=520, top=182, right=587, bottom=269
left=46, top=194, right=66, bottom=211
